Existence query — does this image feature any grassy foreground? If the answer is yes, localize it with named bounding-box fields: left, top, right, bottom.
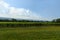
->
left=0, top=26, right=60, bottom=40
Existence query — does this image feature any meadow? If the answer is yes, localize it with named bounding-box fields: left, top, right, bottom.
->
left=0, top=26, right=60, bottom=40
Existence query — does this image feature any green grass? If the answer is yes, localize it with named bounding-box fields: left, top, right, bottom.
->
left=0, top=22, right=41, bottom=24
left=0, top=26, right=60, bottom=40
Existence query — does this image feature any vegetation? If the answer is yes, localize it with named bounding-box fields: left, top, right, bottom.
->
left=0, top=18, right=59, bottom=27
left=0, top=27, right=60, bottom=40
left=52, top=18, right=60, bottom=23
left=0, top=18, right=59, bottom=40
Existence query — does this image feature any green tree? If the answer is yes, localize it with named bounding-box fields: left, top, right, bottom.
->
left=52, top=18, right=60, bottom=23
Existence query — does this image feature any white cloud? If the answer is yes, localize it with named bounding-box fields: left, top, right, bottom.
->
left=0, top=0, right=48, bottom=20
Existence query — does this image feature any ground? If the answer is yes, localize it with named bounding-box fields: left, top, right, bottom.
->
left=0, top=26, right=60, bottom=40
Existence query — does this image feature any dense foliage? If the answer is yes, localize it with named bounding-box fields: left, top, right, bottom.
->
left=0, top=18, right=60, bottom=27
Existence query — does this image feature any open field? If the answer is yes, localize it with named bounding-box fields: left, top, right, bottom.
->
left=0, top=26, right=60, bottom=40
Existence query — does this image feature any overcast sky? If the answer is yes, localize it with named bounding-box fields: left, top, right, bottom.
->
left=0, top=0, right=60, bottom=20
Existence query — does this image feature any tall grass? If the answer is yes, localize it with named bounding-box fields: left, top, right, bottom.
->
left=0, top=27, right=60, bottom=40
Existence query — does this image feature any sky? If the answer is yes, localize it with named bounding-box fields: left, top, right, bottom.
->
left=0, top=0, right=60, bottom=20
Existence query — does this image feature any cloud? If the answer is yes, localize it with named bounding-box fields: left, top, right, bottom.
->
left=0, top=0, right=47, bottom=20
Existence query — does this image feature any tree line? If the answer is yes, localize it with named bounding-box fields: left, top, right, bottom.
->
left=0, top=18, right=60, bottom=23
left=0, top=18, right=59, bottom=27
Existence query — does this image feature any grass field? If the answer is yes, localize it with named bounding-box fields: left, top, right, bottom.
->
left=0, top=26, right=60, bottom=40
